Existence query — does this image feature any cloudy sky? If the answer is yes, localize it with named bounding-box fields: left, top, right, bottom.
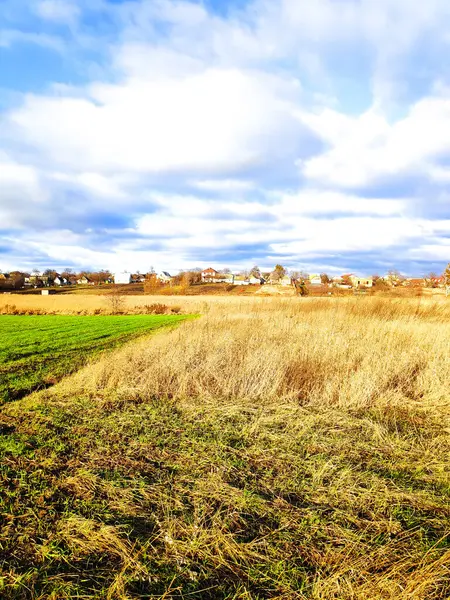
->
left=1, top=0, right=450, bottom=275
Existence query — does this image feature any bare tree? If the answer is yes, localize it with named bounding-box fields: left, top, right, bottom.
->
left=386, top=270, right=405, bottom=287
left=424, top=272, right=438, bottom=288
left=105, top=288, right=125, bottom=314
left=250, top=265, right=261, bottom=278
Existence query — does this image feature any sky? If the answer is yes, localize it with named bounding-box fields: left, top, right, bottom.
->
left=1, top=0, right=450, bottom=276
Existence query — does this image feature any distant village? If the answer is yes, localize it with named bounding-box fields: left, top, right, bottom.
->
left=1, top=264, right=449, bottom=293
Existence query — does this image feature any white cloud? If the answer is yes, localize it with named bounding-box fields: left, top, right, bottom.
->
left=34, top=0, right=80, bottom=25
left=190, top=179, right=255, bottom=192
left=0, top=28, right=64, bottom=51
left=50, top=171, right=131, bottom=199
left=5, top=67, right=305, bottom=175
left=301, top=96, right=450, bottom=187
left=0, top=155, right=49, bottom=228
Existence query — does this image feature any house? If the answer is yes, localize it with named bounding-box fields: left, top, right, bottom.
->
left=157, top=271, right=173, bottom=284
left=332, top=275, right=351, bottom=289
left=233, top=276, right=249, bottom=285
left=53, top=276, right=67, bottom=286
left=131, top=273, right=146, bottom=283
left=201, top=268, right=233, bottom=283
left=349, top=275, right=373, bottom=288
left=249, top=276, right=264, bottom=285
left=403, top=278, right=425, bottom=287
left=113, top=272, right=132, bottom=284
left=309, top=274, right=322, bottom=286
left=27, top=275, right=51, bottom=287
left=201, top=268, right=219, bottom=282
left=77, top=276, right=91, bottom=285
left=430, top=276, right=445, bottom=288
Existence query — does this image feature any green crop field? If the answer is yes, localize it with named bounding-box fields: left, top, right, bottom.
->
left=0, top=314, right=188, bottom=402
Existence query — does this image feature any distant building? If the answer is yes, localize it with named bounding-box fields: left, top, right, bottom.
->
left=131, top=274, right=146, bottom=283
left=114, top=272, right=132, bottom=285
left=430, top=276, right=445, bottom=288
left=201, top=268, right=219, bottom=282
left=157, top=271, right=173, bottom=284
left=403, top=278, right=425, bottom=287
left=249, top=276, right=264, bottom=285
left=53, top=276, right=67, bottom=286
left=269, top=273, right=292, bottom=286
left=309, top=274, right=322, bottom=286
left=77, top=276, right=92, bottom=285
left=350, top=275, right=373, bottom=288
left=233, top=275, right=251, bottom=285
left=201, top=268, right=233, bottom=283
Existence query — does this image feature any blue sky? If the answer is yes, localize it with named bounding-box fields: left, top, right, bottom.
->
left=1, top=0, right=450, bottom=275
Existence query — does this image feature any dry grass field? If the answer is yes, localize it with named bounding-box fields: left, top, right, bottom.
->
left=0, top=292, right=244, bottom=315
left=1, top=296, right=449, bottom=598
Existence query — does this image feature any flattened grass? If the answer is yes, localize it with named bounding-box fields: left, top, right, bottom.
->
left=0, top=314, right=188, bottom=402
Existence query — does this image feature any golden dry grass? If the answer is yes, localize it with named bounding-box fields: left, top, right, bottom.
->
left=0, top=296, right=449, bottom=599
left=63, top=296, right=450, bottom=410
left=0, top=293, right=254, bottom=315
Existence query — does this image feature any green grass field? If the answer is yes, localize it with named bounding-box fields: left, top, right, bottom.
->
left=0, top=314, right=188, bottom=402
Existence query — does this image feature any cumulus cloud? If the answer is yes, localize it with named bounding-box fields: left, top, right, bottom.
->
left=301, top=97, right=450, bottom=188
left=0, top=0, right=450, bottom=274
left=5, top=67, right=308, bottom=175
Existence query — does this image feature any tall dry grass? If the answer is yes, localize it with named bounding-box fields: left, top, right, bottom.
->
left=61, top=296, right=450, bottom=413
left=0, top=293, right=258, bottom=314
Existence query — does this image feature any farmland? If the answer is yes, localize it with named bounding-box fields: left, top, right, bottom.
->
left=0, top=314, right=188, bottom=403
left=0, top=296, right=449, bottom=599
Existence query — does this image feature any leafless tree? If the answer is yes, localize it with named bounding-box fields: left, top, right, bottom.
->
left=106, top=288, right=125, bottom=314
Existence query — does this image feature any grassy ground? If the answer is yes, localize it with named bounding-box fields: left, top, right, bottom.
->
left=10, top=283, right=260, bottom=296
left=0, top=297, right=449, bottom=598
left=62, top=284, right=261, bottom=296
left=0, top=314, right=188, bottom=403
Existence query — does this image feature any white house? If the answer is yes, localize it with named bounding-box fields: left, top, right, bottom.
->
left=350, top=275, right=373, bottom=288
left=77, top=276, right=92, bottom=285
left=157, top=271, right=173, bottom=284
left=114, top=271, right=132, bottom=284
left=249, top=276, right=264, bottom=285
left=309, top=274, right=322, bottom=286
left=54, top=276, right=67, bottom=286
left=201, top=267, right=219, bottom=282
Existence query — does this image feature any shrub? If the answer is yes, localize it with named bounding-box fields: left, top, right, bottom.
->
left=105, top=291, right=125, bottom=315
left=143, top=303, right=169, bottom=314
